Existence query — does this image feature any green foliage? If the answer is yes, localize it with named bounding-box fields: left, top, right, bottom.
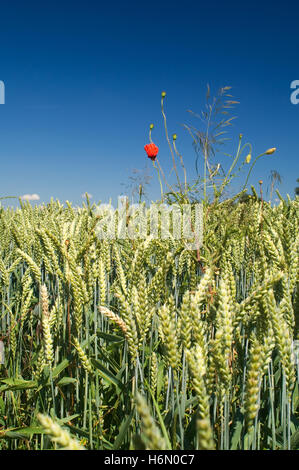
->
left=0, top=194, right=298, bottom=450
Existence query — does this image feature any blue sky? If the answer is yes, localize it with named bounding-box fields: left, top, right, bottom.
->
left=0, top=0, right=298, bottom=206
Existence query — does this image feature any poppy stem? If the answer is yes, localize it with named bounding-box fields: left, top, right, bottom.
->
left=153, top=161, right=164, bottom=202
left=161, top=96, right=182, bottom=193
left=241, top=151, right=267, bottom=192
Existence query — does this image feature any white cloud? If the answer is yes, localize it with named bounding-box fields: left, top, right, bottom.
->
left=21, top=193, right=40, bottom=201
left=82, top=192, right=93, bottom=199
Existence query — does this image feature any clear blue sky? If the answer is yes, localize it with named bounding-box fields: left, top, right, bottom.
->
left=0, top=0, right=298, bottom=206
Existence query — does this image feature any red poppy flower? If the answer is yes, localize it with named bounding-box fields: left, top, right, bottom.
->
left=144, top=143, right=159, bottom=161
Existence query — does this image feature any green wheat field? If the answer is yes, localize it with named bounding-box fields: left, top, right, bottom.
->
left=0, top=191, right=298, bottom=451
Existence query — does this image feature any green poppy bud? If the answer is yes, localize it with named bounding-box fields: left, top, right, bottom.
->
left=265, top=147, right=276, bottom=155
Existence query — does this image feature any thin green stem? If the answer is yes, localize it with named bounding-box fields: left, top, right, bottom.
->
left=161, top=97, right=182, bottom=193
left=241, top=152, right=267, bottom=192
